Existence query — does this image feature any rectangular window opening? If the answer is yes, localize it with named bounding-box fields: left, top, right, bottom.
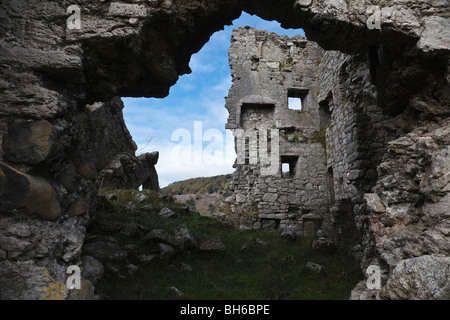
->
left=240, top=103, right=275, bottom=128
left=282, top=163, right=290, bottom=177
left=244, top=136, right=250, bottom=165
left=288, top=97, right=302, bottom=111
left=281, top=155, right=299, bottom=178
left=327, top=166, right=335, bottom=203
left=319, top=97, right=332, bottom=130
left=288, top=88, right=309, bottom=111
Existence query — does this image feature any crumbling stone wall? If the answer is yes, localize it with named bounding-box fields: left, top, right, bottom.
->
left=226, top=20, right=449, bottom=299
left=225, top=28, right=329, bottom=233
left=316, top=50, right=396, bottom=247
left=317, top=44, right=450, bottom=299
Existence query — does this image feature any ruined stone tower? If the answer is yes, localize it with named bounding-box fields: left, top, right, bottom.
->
left=225, top=24, right=450, bottom=300
left=224, top=27, right=395, bottom=249
left=225, top=27, right=329, bottom=234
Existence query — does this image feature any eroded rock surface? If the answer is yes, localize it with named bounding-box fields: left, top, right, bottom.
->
left=0, top=0, right=448, bottom=299
left=380, top=255, right=450, bottom=300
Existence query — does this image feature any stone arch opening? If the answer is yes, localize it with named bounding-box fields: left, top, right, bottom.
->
left=122, top=13, right=303, bottom=187
left=327, top=166, right=335, bottom=204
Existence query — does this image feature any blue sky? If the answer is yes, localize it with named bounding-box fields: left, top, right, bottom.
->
left=123, top=12, right=305, bottom=188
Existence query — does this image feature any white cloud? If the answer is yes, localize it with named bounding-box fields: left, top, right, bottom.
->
left=152, top=130, right=236, bottom=188
left=189, top=54, right=217, bottom=74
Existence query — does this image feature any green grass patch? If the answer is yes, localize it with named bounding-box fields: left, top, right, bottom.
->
left=93, top=190, right=363, bottom=300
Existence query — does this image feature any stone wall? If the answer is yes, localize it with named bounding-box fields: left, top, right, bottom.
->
left=316, top=43, right=449, bottom=300
left=223, top=29, right=394, bottom=243
left=225, top=28, right=329, bottom=234
left=0, top=95, right=142, bottom=299
left=225, top=22, right=449, bottom=299
left=317, top=45, right=449, bottom=299
left=315, top=50, right=396, bottom=247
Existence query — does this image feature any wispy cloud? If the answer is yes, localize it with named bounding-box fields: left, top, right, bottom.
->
left=140, top=129, right=236, bottom=188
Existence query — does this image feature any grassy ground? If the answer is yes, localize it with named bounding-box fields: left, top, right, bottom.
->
left=93, top=189, right=363, bottom=300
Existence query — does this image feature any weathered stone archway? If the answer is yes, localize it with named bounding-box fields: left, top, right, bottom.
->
left=0, top=0, right=448, bottom=299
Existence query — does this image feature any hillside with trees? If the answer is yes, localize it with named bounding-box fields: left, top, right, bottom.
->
left=161, top=174, right=233, bottom=216
left=162, top=174, right=233, bottom=196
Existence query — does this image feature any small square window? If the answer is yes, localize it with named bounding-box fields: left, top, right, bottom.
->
left=288, top=97, right=302, bottom=111
left=281, top=155, right=299, bottom=178
left=288, top=89, right=309, bottom=111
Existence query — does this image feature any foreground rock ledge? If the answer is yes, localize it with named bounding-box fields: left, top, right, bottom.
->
left=380, top=255, right=450, bottom=300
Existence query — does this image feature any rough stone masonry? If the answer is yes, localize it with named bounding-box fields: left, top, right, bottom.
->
left=224, top=26, right=450, bottom=300
left=225, top=27, right=329, bottom=234
left=0, top=0, right=449, bottom=300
